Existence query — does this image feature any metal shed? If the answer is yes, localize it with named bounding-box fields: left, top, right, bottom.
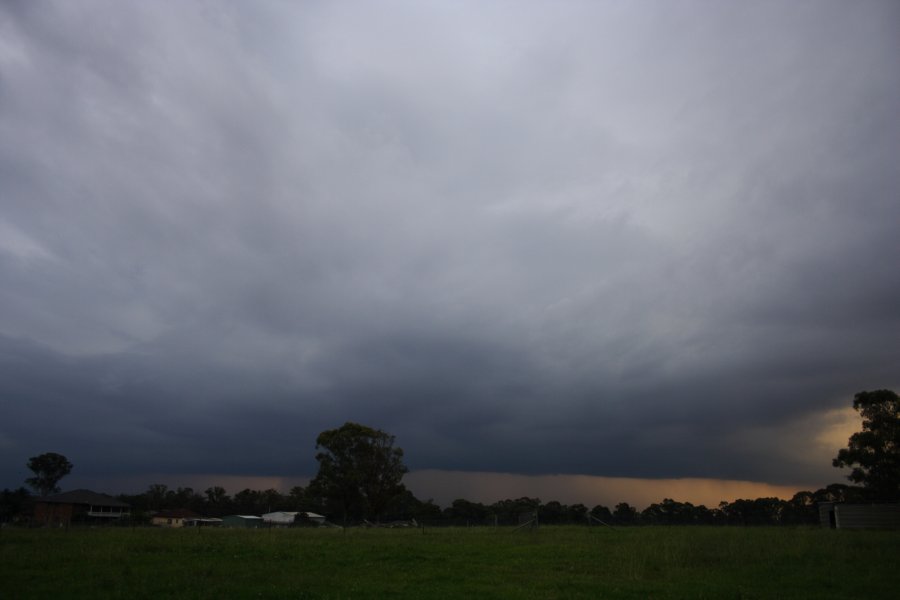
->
left=262, top=511, right=326, bottom=526
left=222, top=515, right=265, bottom=528
left=819, top=503, right=900, bottom=529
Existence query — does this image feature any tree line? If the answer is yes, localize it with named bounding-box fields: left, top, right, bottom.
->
left=2, top=389, right=897, bottom=526
left=0, top=478, right=868, bottom=527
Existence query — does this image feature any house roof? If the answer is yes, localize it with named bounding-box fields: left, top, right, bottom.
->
left=37, top=489, right=130, bottom=508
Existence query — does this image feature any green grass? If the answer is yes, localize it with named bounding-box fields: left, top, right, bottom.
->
left=1, top=526, right=897, bottom=598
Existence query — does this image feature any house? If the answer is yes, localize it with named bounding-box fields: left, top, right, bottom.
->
left=151, top=508, right=201, bottom=528
left=222, top=514, right=265, bottom=528
left=819, top=503, right=900, bottom=529
left=261, top=511, right=326, bottom=527
left=33, top=489, right=130, bottom=526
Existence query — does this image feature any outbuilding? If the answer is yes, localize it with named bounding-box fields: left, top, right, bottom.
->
left=151, top=508, right=201, bottom=528
left=184, top=517, right=223, bottom=527
left=222, top=515, right=265, bottom=528
left=819, top=503, right=900, bottom=529
left=262, top=511, right=326, bottom=526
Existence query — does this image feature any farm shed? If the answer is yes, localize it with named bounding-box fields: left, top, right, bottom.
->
left=33, top=489, right=130, bottom=526
left=262, top=511, right=326, bottom=526
left=222, top=515, right=265, bottom=528
left=184, top=517, right=223, bottom=527
left=151, top=508, right=200, bottom=528
left=818, top=503, right=900, bottom=529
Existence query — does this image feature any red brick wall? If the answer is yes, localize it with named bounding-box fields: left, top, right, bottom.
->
left=34, top=502, right=75, bottom=525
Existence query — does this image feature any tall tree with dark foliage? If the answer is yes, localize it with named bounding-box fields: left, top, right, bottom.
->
left=832, top=389, right=900, bottom=502
left=26, top=452, right=73, bottom=496
left=308, top=422, right=408, bottom=523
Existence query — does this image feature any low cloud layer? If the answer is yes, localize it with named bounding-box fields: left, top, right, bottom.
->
left=2, top=1, right=898, bottom=497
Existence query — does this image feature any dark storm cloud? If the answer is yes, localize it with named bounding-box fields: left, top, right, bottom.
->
left=2, top=1, right=899, bottom=492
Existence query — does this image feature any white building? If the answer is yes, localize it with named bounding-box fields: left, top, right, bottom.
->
left=261, top=511, right=326, bottom=526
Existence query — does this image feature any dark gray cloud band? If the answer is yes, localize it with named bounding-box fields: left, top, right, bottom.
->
left=2, top=1, right=898, bottom=492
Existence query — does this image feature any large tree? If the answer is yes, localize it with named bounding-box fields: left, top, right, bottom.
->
left=832, top=389, right=900, bottom=502
left=25, top=452, right=73, bottom=497
left=308, top=422, right=408, bottom=523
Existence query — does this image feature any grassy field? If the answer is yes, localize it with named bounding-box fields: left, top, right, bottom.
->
left=1, top=525, right=898, bottom=599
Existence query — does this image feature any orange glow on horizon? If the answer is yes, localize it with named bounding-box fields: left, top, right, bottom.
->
left=404, top=470, right=808, bottom=510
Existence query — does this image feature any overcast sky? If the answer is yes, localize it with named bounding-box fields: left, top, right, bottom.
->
left=2, top=1, right=898, bottom=507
